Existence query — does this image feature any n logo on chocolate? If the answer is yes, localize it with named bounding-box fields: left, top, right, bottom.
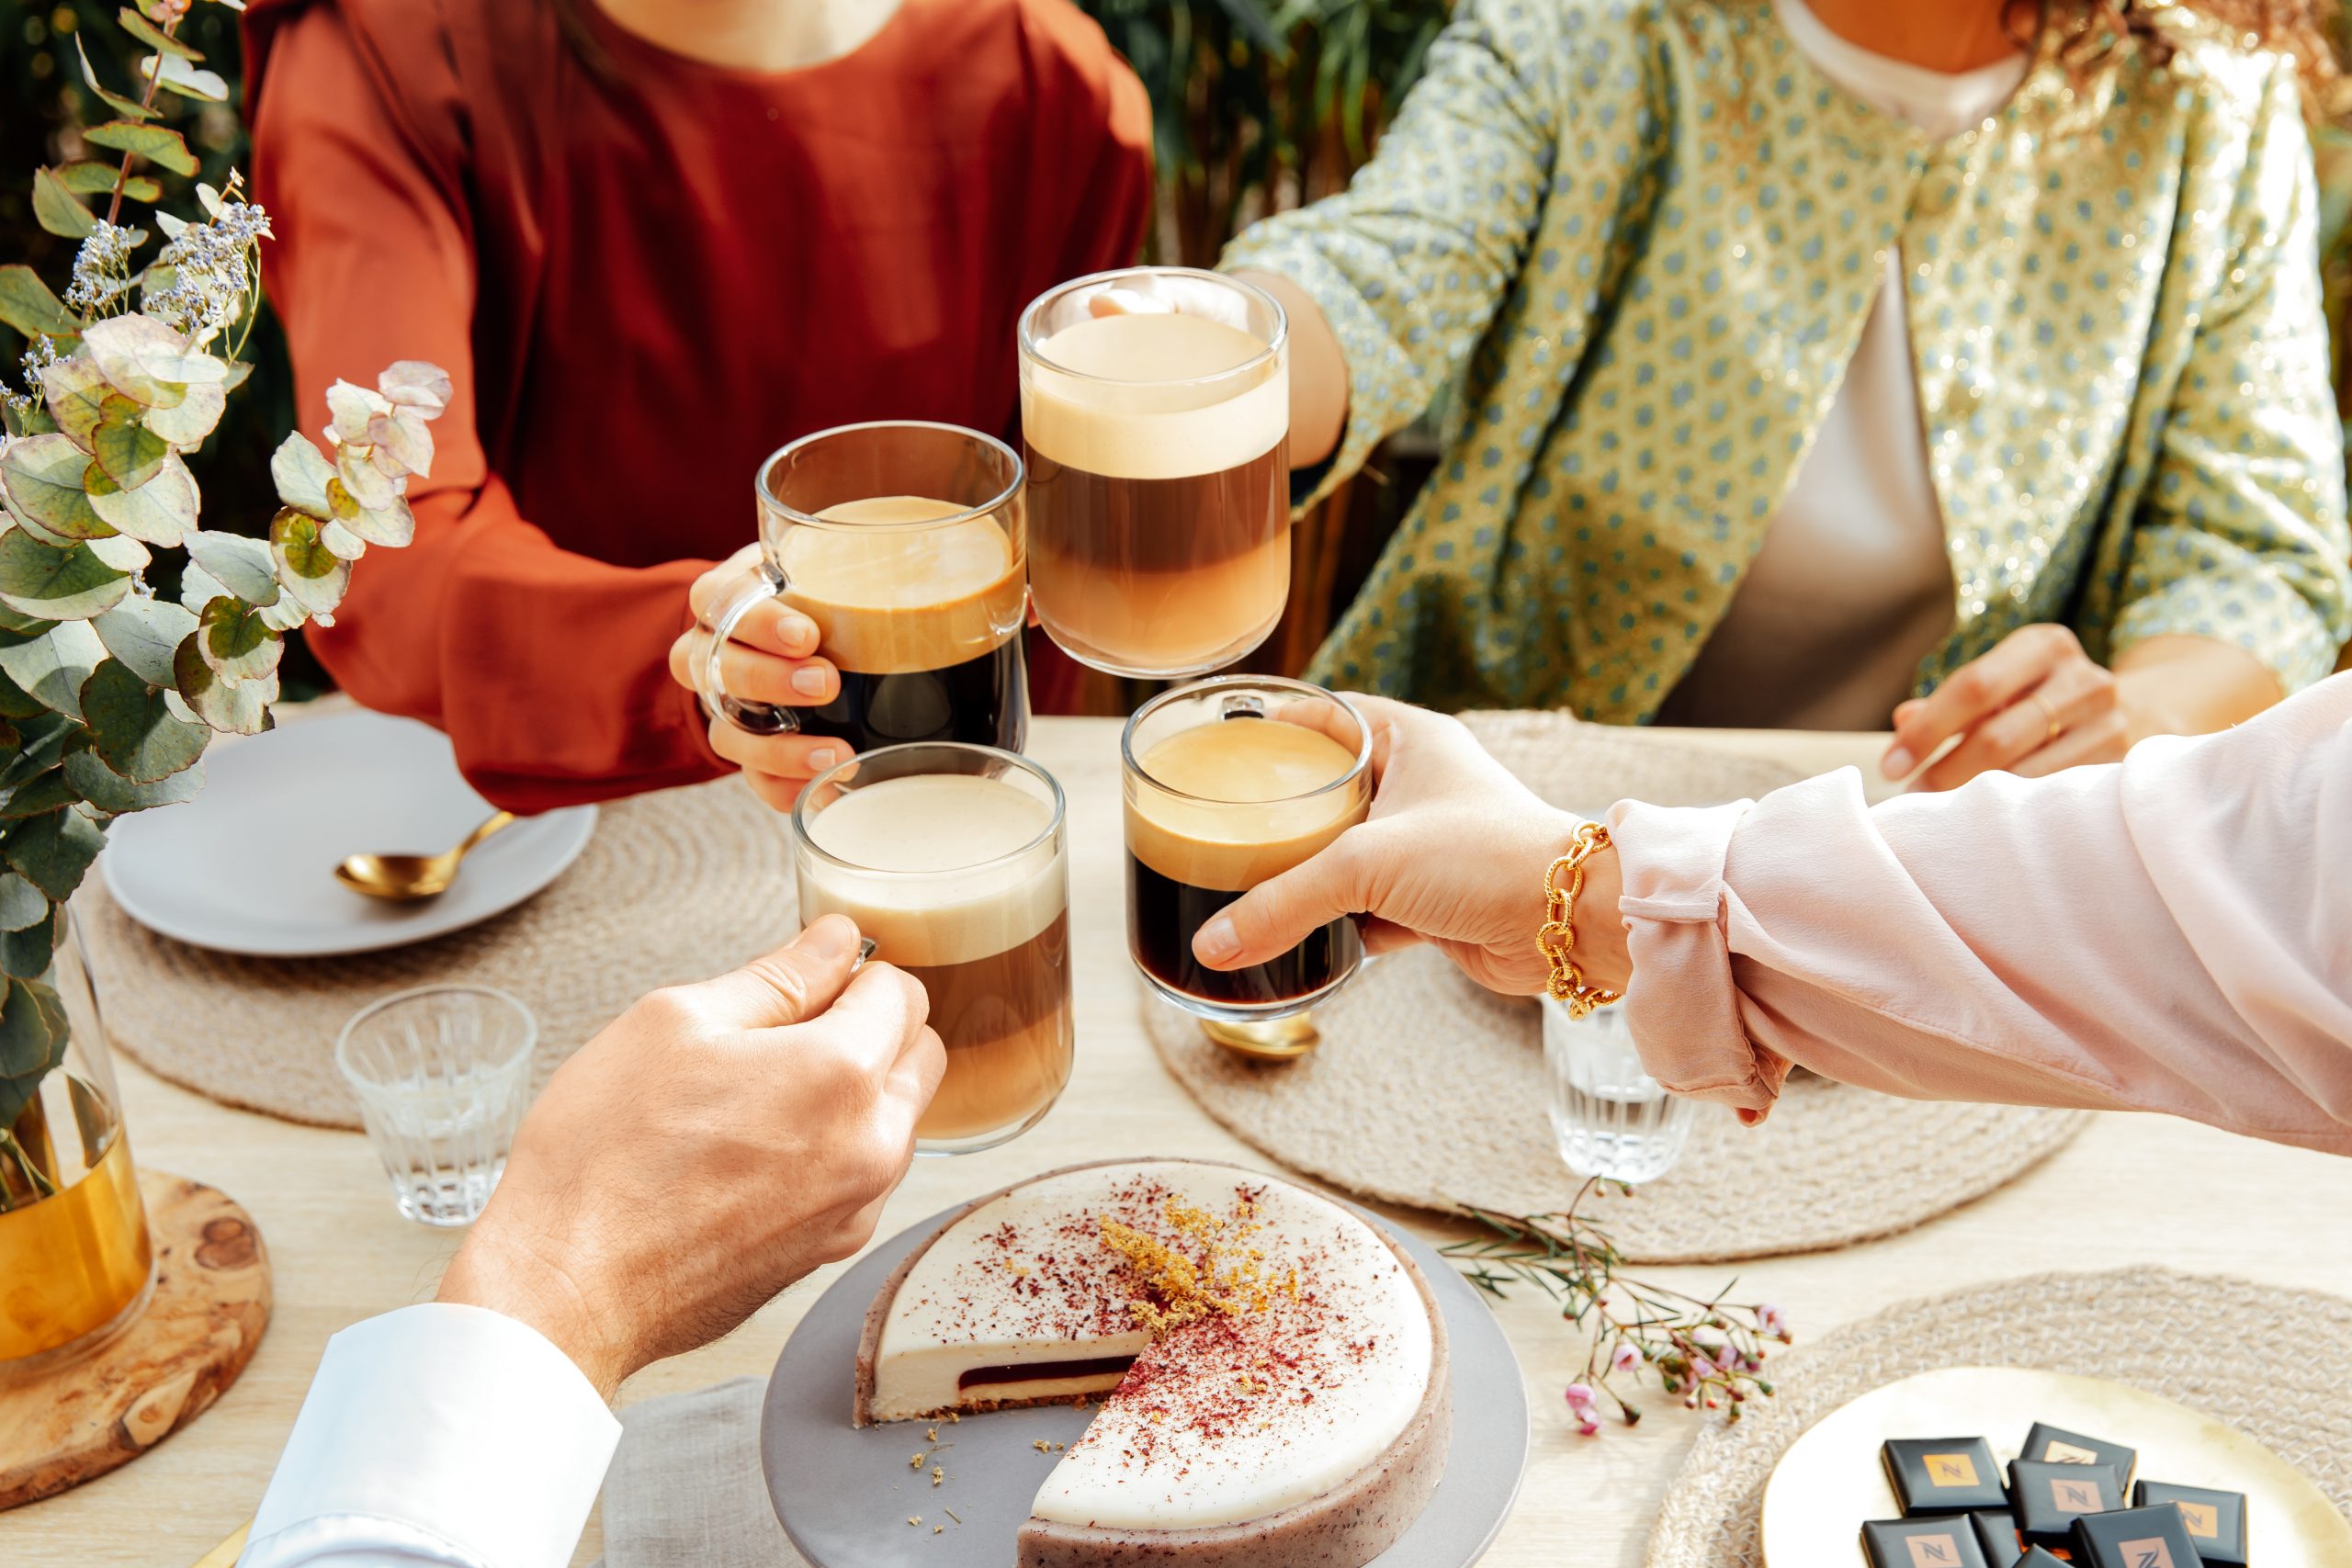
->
left=2121, top=1540, right=2175, bottom=1568
left=1905, top=1538, right=1962, bottom=1567
left=1923, top=1453, right=1979, bottom=1488
left=2044, top=1439, right=2100, bottom=1462
left=2051, top=1476, right=2105, bottom=1512
left=2175, top=1502, right=2219, bottom=1537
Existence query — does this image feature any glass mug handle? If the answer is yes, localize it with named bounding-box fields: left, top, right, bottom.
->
left=696, top=557, right=799, bottom=734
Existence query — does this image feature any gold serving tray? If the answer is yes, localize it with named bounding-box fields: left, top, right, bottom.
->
left=1759, top=1366, right=2352, bottom=1565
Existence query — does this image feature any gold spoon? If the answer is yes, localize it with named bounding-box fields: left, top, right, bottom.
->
left=334, top=810, right=516, bottom=902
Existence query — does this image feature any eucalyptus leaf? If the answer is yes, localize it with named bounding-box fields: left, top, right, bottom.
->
left=63, top=748, right=202, bottom=816
left=182, top=531, right=278, bottom=605
left=270, top=511, right=352, bottom=618
left=0, top=773, right=80, bottom=823
left=75, top=35, right=157, bottom=122
left=257, top=596, right=310, bottom=634
left=54, top=163, right=156, bottom=204
left=268, top=431, right=334, bottom=516
left=119, top=7, right=203, bottom=61
left=0, top=532, right=130, bottom=621
left=93, top=597, right=198, bottom=686
left=89, top=401, right=171, bottom=490
left=139, top=54, right=231, bottom=102
left=81, top=120, right=199, bottom=178
left=333, top=480, right=414, bottom=548
left=334, top=442, right=395, bottom=510
left=79, top=660, right=207, bottom=784
left=172, top=633, right=276, bottom=735
left=320, top=519, right=367, bottom=559
left=84, top=534, right=152, bottom=573
left=197, top=595, right=282, bottom=683
left=0, top=977, right=69, bottom=1139
left=82, top=315, right=223, bottom=408
left=85, top=451, right=196, bottom=546
left=0, top=266, right=80, bottom=342
left=0, top=435, right=108, bottom=538
left=0, top=909, right=58, bottom=982
left=379, top=360, right=454, bottom=416
left=0, top=621, right=105, bottom=721
left=0, top=666, right=41, bottom=721
left=0, top=715, right=73, bottom=794
left=0, top=874, right=45, bottom=933
left=4, top=806, right=105, bottom=901
left=143, top=378, right=225, bottom=446
left=176, top=562, right=228, bottom=615
left=32, top=169, right=97, bottom=241
left=39, top=358, right=115, bottom=446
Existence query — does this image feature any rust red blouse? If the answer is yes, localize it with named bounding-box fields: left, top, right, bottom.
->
left=244, top=0, right=1151, bottom=810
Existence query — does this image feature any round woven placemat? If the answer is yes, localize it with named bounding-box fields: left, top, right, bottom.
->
left=81, top=777, right=798, bottom=1128
left=1144, top=715, right=2090, bottom=1263
left=1645, top=1268, right=2352, bottom=1567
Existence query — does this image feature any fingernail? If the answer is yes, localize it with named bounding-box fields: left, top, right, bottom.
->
left=797, top=915, right=856, bottom=961
left=792, top=667, right=828, bottom=696
left=808, top=748, right=839, bottom=770
left=1881, top=746, right=1914, bottom=779
left=1193, top=915, right=1240, bottom=966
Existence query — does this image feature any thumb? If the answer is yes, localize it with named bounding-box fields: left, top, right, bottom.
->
left=1193, top=835, right=1374, bottom=970
left=689, top=914, right=865, bottom=1028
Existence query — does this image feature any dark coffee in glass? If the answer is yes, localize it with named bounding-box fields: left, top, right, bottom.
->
left=1122, top=677, right=1371, bottom=1023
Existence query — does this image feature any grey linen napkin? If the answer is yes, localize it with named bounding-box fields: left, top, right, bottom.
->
left=594, top=1378, right=811, bottom=1568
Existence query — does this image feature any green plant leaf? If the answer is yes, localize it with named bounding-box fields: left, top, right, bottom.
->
left=0, top=435, right=109, bottom=538
left=0, top=908, right=59, bottom=982
left=82, top=315, right=222, bottom=409
left=0, top=533, right=130, bottom=621
left=172, top=633, right=276, bottom=735
left=93, top=597, right=197, bottom=686
left=0, top=267, right=80, bottom=342
left=81, top=121, right=198, bottom=178
left=119, top=7, right=204, bottom=61
left=268, top=431, right=334, bottom=516
left=0, top=621, right=105, bottom=722
left=182, top=532, right=278, bottom=605
left=0, top=666, right=40, bottom=721
left=0, top=715, right=73, bottom=797
left=4, top=807, right=105, bottom=901
left=56, top=162, right=120, bottom=196
left=0, top=976, right=69, bottom=1138
left=143, top=378, right=225, bottom=446
left=0, top=769, right=79, bottom=823
left=84, top=533, right=151, bottom=572
left=196, top=594, right=282, bottom=683
left=32, top=170, right=98, bottom=241
left=63, top=747, right=201, bottom=816
left=0, top=874, right=45, bottom=934
left=139, top=53, right=231, bottom=102
left=75, top=35, right=157, bottom=122
left=85, top=451, right=196, bottom=547
left=270, top=510, right=352, bottom=618
left=79, top=659, right=207, bottom=784
left=88, top=401, right=171, bottom=491
left=258, top=596, right=310, bottom=634
left=39, top=358, right=114, bottom=447
left=330, top=479, right=414, bottom=548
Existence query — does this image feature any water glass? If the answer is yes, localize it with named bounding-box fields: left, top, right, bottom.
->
left=1541, top=995, right=1696, bottom=1184
left=336, top=986, right=537, bottom=1226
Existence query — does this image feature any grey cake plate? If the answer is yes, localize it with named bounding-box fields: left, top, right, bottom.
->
left=761, top=1190, right=1531, bottom=1567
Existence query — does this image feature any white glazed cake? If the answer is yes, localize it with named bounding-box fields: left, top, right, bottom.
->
left=854, top=1159, right=1450, bottom=1567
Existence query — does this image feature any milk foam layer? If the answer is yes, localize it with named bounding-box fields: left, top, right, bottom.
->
left=871, top=1160, right=1434, bottom=1531
left=798, top=773, right=1062, bottom=966
left=778, top=496, right=1024, bottom=674
left=1023, top=312, right=1287, bottom=480
left=1127, top=719, right=1367, bottom=892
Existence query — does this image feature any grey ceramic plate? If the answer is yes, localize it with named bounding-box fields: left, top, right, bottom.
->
left=762, top=1189, right=1530, bottom=1567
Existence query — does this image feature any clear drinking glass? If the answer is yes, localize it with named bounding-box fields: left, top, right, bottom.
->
left=1541, top=996, right=1696, bottom=1184
left=1018, top=267, right=1291, bottom=678
left=336, top=986, right=537, bottom=1226
left=793, top=743, right=1073, bottom=1156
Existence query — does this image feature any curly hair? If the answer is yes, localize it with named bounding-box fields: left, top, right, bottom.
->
left=2033, top=0, right=2345, bottom=111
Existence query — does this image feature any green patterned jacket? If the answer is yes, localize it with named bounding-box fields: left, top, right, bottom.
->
left=1224, top=0, right=2352, bottom=717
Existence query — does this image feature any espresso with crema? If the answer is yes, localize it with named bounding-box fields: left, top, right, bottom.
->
left=798, top=772, right=1070, bottom=1144
left=1125, top=717, right=1366, bottom=1010
left=1023, top=312, right=1290, bottom=676
left=780, top=496, right=1027, bottom=751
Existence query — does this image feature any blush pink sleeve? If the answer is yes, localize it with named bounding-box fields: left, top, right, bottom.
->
left=1606, top=673, right=2352, bottom=1156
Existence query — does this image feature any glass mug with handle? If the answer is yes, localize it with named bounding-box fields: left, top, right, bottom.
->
left=1018, top=267, right=1291, bottom=679
left=794, top=743, right=1074, bottom=1155
left=1122, top=676, right=1372, bottom=1023
left=697, top=422, right=1030, bottom=754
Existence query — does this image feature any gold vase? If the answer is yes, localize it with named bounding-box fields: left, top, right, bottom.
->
left=0, top=906, right=154, bottom=1372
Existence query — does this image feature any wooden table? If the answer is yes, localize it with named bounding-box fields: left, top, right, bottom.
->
left=8, top=719, right=2347, bottom=1568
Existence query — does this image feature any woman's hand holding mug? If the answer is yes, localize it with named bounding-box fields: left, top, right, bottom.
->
left=670, top=544, right=849, bottom=811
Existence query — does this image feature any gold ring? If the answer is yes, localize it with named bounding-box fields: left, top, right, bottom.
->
left=2030, top=693, right=2064, bottom=743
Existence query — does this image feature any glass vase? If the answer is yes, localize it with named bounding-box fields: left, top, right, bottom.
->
left=0, top=905, right=155, bottom=1373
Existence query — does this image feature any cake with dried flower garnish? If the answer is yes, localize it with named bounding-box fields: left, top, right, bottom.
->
left=854, top=1158, right=1449, bottom=1567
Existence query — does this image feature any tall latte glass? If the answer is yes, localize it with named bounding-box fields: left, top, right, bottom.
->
left=1018, top=268, right=1290, bottom=678
left=1123, top=677, right=1371, bottom=1022
left=794, top=744, right=1072, bottom=1155
left=698, top=423, right=1029, bottom=752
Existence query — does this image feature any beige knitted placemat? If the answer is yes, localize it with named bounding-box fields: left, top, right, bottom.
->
left=1143, top=715, right=2089, bottom=1262
left=1645, top=1268, right=2352, bottom=1566
left=81, top=776, right=799, bottom=1128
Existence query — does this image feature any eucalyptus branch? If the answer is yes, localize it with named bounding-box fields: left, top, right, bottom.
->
left=0, top=1129, right=61, bottom=1203
left=102, top=18, right=175, bottom=230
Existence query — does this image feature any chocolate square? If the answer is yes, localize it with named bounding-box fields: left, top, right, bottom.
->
left=2020, top=1422, right=2138, bottom=1489
left=2073, top=1504, right=2202, bottom=1568
left=2133, top=1479, right=2249, bottom=1566
left=1862, top=1517, right=1993, bottom=1568
left=1968, top=1509, right=2024, bottom=1562
left=1885, top=1438, right=2009, bottom=1514
left=2012, top=1458, right=2127, bottom=1545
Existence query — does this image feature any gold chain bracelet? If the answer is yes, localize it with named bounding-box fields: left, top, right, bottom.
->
left=1536, top=820, right=1623, bottom=1019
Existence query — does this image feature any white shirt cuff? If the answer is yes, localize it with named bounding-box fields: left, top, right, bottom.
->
left=241, top=1303, right=622, bottom=1568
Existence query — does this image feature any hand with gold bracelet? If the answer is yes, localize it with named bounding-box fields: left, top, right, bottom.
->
left=1192, top=695, right=1632, bottom=999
